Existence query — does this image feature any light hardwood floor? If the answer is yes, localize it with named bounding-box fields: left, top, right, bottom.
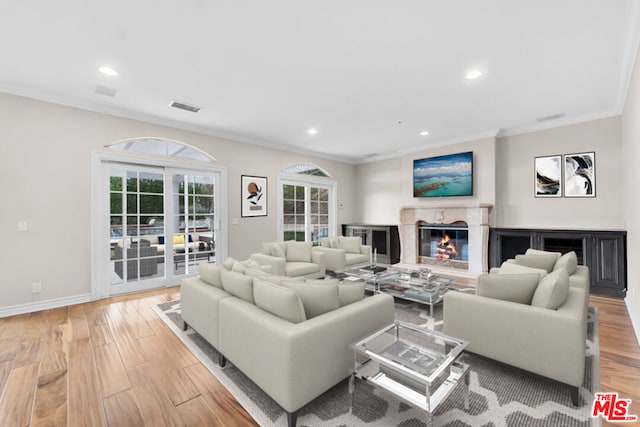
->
left=0, top=287, right=638, bottom=426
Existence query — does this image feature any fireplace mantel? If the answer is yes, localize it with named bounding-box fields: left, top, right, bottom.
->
left=399, top=204, right=491, bottom=273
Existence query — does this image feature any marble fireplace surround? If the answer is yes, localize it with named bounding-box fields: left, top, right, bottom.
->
left=399, top=204, right=492, bottom=273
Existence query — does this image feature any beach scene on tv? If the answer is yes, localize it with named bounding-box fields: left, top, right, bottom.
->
left=413, top=151, right=473, bottom=197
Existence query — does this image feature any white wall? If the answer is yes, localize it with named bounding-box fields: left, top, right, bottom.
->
left=495, top=117, right=624, bottom=229
left=356, top=137, right=497, bottom=225
left=0, top=93, right=357, bottom=311
left=621, top=44, right=640, bottom=344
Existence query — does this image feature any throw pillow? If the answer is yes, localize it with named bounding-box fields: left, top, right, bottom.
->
left=282, top=280, right=340, bottom=318
left=476, top=273, right=540, bottom=305
left=158, top=236, right=165, bottom=244
left=243, top=267, right=271, bottom=278
left=270, top=243, right=286, bottom=259
left=498, top=261, right=548, bottom=281
left=198, top=262, right=223, bottom=288
left=337, top=283, right=366, bottom=306
left=338, top=236, right=361, bottom=254
left=173, top=235, right=185, bottom=245
left=531, top=268, right=570, bottom=309
left=253, top=278, right=306, bottom=323
left=221, top=270, right=254, bottom=303
left=319, top=237, right=331, bottom=248
left=223, top=256, right=236, bottom=271
left=231, top=260, right=246, bottom=273
left=515, top=253, right=559, bottom=273
left=525, top=248, right=562, bottom=260
left=286, top=241, right=312, bottom=263
left=329, top=238, right=341, bottom=249
left=553, top=251, right=578, bottom=275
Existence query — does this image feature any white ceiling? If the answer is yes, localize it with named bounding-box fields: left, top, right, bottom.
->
left=1, top=0, right=638, bottom=164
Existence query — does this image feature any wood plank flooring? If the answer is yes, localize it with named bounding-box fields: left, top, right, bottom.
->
left=0, top=287, right=638, bottom=426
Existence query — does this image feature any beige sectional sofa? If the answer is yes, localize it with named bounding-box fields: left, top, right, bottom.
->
left=180, top=261, right=395, bottom=427
left=250, top=240, right=326, bottom=278
left=314, top=236, right=371, bottom=272
left=444, top=250, right=589, bottom=406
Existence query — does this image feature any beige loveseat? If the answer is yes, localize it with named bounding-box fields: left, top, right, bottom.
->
left=313, top=236, right=371, bottom=272
left=180, top=261, right=395, bottom=427
left=444, top=250, right=589, bottom=406
left=250, top=240, right=326, bottom=278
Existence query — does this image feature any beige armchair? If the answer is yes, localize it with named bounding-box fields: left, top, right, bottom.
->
left=250, top=241, right=326, bottom=278
left=313, top=236, right=371, bottom=272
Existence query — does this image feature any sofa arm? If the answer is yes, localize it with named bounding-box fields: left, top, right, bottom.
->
left=313, top=247, right=345, bottom=272
left=443, top=288, right=586, bottom=387
left=360, top=244, right=372, bottom=259
left=218, top=293, right=395, bottom=413
left=310, top=250, right=326, bottom=276
left=250, top=253, right=286, bottom=276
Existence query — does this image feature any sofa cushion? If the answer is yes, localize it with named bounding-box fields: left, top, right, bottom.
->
left=243, top=267, right=271, bottom=278
left=476, top=273, right=540, bottom=305
left=223, top=256, right=236, bottom=271
left=260, top=274, right=304, bottom=286
left=338, top=283, right=366, bottom=306
left=253, top=278, right=306, bottom=323
left=270, top=243, right=286, bottom=258
left=345, top=253, right=369, bottom=266
left=220, top=270, right=254, bottom=303
left=329, top=238, right=341, bottom=249
left=231, top=260, right=246, bottom=273
left=198, top=262, right=223, bottom=288
left=553, top=251, right=578, bottom=275
left=515, top=253, right=559, bottom=273
left=305, top=278, right=340, bottom=286
left=282, top=280, right=340, bottom=318
left=286, top=241, right=312, bottom=263
left=498, top=261, right=548, bottom=281
left=531, top=268, right=570, bottom=309
left=338, top=236, right=361, bottom=254
left=285, top=262, right=320, bottom=277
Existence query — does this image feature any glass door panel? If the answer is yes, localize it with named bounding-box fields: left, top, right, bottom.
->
left=171, top=172, right=216, bottom=275
left=109, top=167, right=165, bottom=287
left=283, top=184, right=306, bottom=241
left=280, top=181, right=333, bottom=244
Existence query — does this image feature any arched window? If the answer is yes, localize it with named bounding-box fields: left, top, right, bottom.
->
left=281, top=163, right=331, bottom=177
left=107, top=137, right=216, bottom=162
left=278, top=164, right=336, bottom=244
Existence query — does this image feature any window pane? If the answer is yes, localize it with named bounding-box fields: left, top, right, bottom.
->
left=283, top=184, right=294, bottom=199
left=194, top=196, right=214, bottom=213
left=310, top=201, right=319, bottom=214
left=295, top=201, right=305, bottom=214
left=126, top=194, right=138, bottom=214
left=110, top=193, right=122, bottom=214
left=318, top=188, right=329, bottom=202
left=139, top=172, right=164, bottom=193
left=310, top=187, right=318, bottom=199
left=126, top=171, right=138, bottom=192
left=139, top=194, right=163, bottom=214
left=110, top=174, right=123, bottom=191
left=295, top=186, right=304, bottom=199
left=319, top=202, right=328, bottom=215
left=283, top=200, right=294, bottom=214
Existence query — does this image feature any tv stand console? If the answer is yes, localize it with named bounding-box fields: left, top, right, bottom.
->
left=489, top=228, right=626, bottom=298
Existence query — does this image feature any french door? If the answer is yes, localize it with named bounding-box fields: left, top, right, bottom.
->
left=278, top=176, right=336, bottom=244
left=94, top=154, right=226, bottom=298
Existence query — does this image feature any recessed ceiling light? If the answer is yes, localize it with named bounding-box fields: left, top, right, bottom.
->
left=99, top=66, right=118, bottom=76
left=419, top=131, right=429, bottom=136
left=307, top=128, right=318, bottom=135
left=465, top=70, right=483, bottom=80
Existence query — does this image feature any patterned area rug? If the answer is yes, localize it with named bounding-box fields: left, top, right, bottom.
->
left=153, top=298, right=600, bottom=427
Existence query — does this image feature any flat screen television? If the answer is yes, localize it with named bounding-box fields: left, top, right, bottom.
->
left=413, top=151, right=473, bottom=197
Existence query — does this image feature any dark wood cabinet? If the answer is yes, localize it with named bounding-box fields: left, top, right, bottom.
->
left=342, top=224, right=401, bottom=264
left=489, top=228, right=627, bottom=297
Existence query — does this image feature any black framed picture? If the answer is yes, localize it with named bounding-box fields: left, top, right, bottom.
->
left=564, top=152, right=595, bottom=198
left=241, top=175, right=267, bottom=217
left=534, top=155, right=562, bottom=198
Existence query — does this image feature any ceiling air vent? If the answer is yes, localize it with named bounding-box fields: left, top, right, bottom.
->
left=169, top=100, right=201, bottom=113
left=536, top=113, right=565, bottom=123
left=95, top=85, right=117, bottom=97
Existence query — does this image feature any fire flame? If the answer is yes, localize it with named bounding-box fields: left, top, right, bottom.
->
left=436, top=234, right=458, bottom=259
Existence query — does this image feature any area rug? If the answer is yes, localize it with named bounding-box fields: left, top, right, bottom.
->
left=153, top=299, right=600, bottom=427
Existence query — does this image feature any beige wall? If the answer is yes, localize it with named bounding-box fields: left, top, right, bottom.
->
left=495, top=117, right=624, bottom=229
left=621, top=43, right=640, bottom=343
left=0, top=93, right=357, bottom=310
left=355, top=137, right=497, bottom=225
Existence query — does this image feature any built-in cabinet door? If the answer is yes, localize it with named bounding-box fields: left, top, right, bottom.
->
left=591, top=234, right=625, bottom=290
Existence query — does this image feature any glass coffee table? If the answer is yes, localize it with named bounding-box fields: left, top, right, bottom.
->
left=342, top=267, right=464, bottom=317
left=350, top=321, right=469, bottom=426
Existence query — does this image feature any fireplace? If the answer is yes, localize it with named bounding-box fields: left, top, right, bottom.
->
left=400, top=204, right=491, bottom=273
left=418, top=223, right=469, bottom=268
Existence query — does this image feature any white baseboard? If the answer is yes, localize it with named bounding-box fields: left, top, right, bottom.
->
left=625, top=297, right=640, bottom=348
left=0, top=294, right=93, bottom=318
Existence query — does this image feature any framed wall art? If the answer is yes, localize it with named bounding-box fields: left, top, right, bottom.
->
left=564, top=152, right=595, bottom=198
left=241, top=175, right=267, bottom=217
left=534, top=155, right=562, bottom=198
